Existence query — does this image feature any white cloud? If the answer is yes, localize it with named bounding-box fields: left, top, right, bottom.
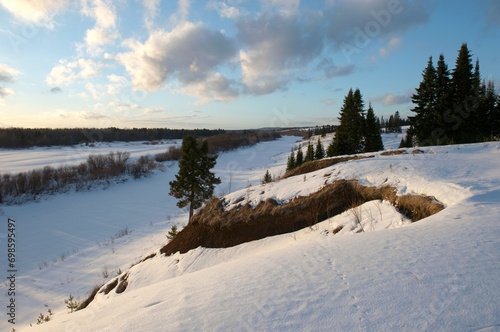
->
left=0, top=64, right=18, bottom=104
left=116, top=21, right=238, bottom=103
left=0, top=0, right=68, bottom=29
left=80, top=0, right=119, bottom=55
left=171, top=0, right=191, bottom=24
left=45, top=58, right=102, bottom=86
left=261, top=0, right=300, bottom=17
left=207, top=0, right=243, bottom=19
left=0, top=87, right=14, bottom=98
left=325, top=0, right=429, bottom=47
left=374, top=93, right=411, bottom=106
left=379, top=36, right=402, bottom=58
left=142, top=0, right=160, bottom=30
left=0, top=64, right=19, bottom=83
left=236, top=12, right=323, bottom=94
left=179, top=72, right=239, bottom=105
left=316, top=58, right=355, bottom=78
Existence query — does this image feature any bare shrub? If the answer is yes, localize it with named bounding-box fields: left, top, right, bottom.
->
left=155, top=146, right=182, bottom=162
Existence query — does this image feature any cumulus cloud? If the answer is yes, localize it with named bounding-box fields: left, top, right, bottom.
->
left=0, top=64, right=18, bottom=104
left=116, top=21, right=238, bottom=102
left=236, top=12, right=324, bottom=94
left=316, top=58, right=356, bottom=78
left=374, top=93, right=411, bottom=106
left=178, top=72, right=239, bottom=105
left=260, top=0, right=301, bottom=17
left=0, top=64, right=19, bottom=83
left=50, top=87, right=63, bottom=93
left=80, top=0, right=119, bottom=55
left=45, top=58, right=102, bottom=86
left=207, top=0, right=244, bottom=19
left=0, top=87, right=14, bottom=98
left=325, top=0, right=429, bottom=48
left=142, top=0, right=161, bottom=30
left=379, top=36, right=402, bottom=58
left=0, top=0, right=68, bottom=29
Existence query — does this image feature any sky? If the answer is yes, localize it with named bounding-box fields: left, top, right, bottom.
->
left=0, top=0, right=499, bottom=130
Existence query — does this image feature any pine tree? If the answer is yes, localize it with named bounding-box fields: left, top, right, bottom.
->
left=393, top=111, right=402, bottom=133
left=305, top=142, right=315, bottom=162
left=410, top=56, right=437, bottom=146
left=286, top=148, right=296, bottom=171
left=169, top=135, right=221, bottom=222
left=166, top=225, right=178, bottom=241
left=295, top=146, right=304, bottom=166
left=262, top=170, right=272, bottom=184
left=364, top=104, right=384, bottom=152
left=315, top=137, right=325, bottom=160
left=434, top=53, right=452, bottom=144
left=331, top=88, right=366, bottom=155
left=450, top=43, right=476, bottom=143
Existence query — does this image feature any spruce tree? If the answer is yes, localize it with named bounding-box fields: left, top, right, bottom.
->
left=315, top=137, right=325, bottom=160
left=331, top=88, right=365, bottom=155
left=286, top=148, right=296, bottom=171
left=262, top=170, right=272, bottom=184
left=305, top=142, right=315, bottom=162
left=393, top=111, right=402, bottom=133
left=410, top=56, right=437, bottom=146
left=364, top=104, right=384, bottom=152
left=434, top=54, right=452, bottom=144
left=295, top=146, right=304, bottom=166
left=169, top=135, right=221, bottom=222
left=167, top=225, right=178, bottom=241
left=450, top=43, right=476, bottom=143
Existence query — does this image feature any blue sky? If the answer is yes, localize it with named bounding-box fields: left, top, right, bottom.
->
left=0, top=0, right=499, bottom=130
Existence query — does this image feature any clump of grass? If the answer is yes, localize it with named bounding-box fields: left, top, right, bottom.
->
left=76, top=284, right=103, bottom=311
left=396, top=195, right=444, bottom=222
left=380, top=149, right=408, bottom=156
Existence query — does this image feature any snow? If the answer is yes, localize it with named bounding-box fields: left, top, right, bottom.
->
left=1, top=134, right=500, bottom=331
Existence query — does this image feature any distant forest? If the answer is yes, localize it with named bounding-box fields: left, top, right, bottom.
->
left=0, top=127, right=226, bottom=149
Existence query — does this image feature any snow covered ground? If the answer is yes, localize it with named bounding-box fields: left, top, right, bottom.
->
left=2, top=132, right=500, bottom=331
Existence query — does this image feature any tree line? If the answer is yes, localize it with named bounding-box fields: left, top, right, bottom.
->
left=1, top=130, right=281, bottom=205
left=0, top=127, right=225, bottom=148
left=402, top=43, right=500, bottom=147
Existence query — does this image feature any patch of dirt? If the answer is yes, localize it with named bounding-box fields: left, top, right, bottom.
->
left=161, top=180, right=444, bottom=256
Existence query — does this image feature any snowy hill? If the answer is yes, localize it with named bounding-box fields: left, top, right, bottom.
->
left=2, top=134, right=500, bottom=331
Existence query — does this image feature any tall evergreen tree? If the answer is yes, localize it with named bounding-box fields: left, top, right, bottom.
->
left=315, top=137, right=325, bottom=160
left=262, top=170, right=272, bottom=184
left=364, top=104, right=384, bottom=152
left=450, top=43, right=476, bottom=143
left=331, top=88, right=366, bottom=155
left=286, top=148, right=296, bottom=171
left=305, top=141, right=315, bottom=162
left=409, top=56, right=437, bottom=146
left=169, top=135, right=221, bottom=222
left=295, top=146, right=304, bottom=166
left=434, top=53, right=452, bottom=144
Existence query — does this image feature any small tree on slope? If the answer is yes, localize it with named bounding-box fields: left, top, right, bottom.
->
left=169, top=135, right=221, bottom=223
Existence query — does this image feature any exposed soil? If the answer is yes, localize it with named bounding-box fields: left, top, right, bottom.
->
left=160, top=180, right=444, bottom=256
